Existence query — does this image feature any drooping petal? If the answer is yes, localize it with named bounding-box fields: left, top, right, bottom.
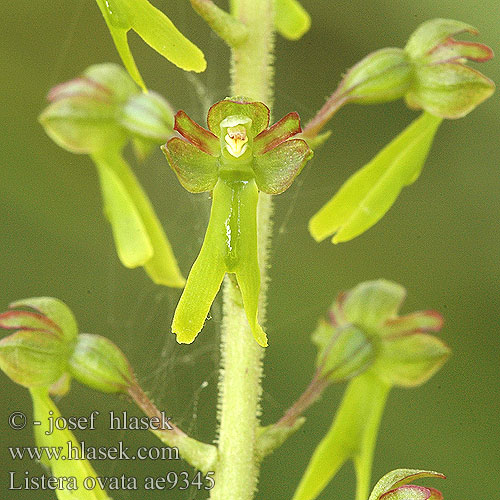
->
left=253, top=138, right=312, bottom=194
left=94, top=156, right=154, bottom=268
left=172, top=177, right=267, bottom=346
left=207, top=99, right=270, bottom=137
left=374, top=333, right=450, bottom=387
left=93, top=150, right=185, bottom=287
left=174, top=110, right=220, bottom=156
left=382, top=310, right=443, bottom=338
left=162, top=137, right=219, bottom=193
left=274, top=0, right=311, bottom=41
left=253, top=112, right=301, bottom=154
left=309, top=112, right=442, bottom=243
left=230, top=178, right=268, bottom=346
left=30, top=388, right=112, bottom=500
left=293, top=373, right=391, bottom=500
left=171, top=181, right=228, bottom=343
left=405, top=18, right=478, bottom=60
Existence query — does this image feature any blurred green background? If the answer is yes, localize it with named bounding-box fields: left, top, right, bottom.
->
left=1, top=1, right=498, bottom=499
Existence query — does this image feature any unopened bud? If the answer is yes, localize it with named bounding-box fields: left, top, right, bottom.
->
left=0, top=330, right=67, bottom=388
left=0, top=298, right=78, bottom=388
left=120, top=91, right=175, bottom=142
left=312, top=320, right=374, bottom=382
left=404, top=18, right=494, bottom=118
left=339, top=48, right=412, bottom=104
left=39, top=63, right=136, bottom=154
left=69, top=334, right=135, bottom=393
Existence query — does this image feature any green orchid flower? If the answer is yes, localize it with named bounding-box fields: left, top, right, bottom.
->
left=162, top=98, right=313, bottom=346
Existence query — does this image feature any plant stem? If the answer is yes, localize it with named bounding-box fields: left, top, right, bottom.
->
left=210, top=1, right=275, bottom=499
left=128, top=383, right=217, bottom=473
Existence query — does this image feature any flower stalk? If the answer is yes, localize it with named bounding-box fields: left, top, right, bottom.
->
left=210, top=1, right=276, bottom=498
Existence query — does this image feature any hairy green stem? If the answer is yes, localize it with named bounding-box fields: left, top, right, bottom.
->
left=210, top=1, right=275, bottom=499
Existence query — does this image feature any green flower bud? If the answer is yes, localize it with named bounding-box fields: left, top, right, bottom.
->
left=404, top=18, right=495, bottom=118
left=369, top=469, right=445, bottom=500
left=39, top=63, right=135, bottom=154
left=0, top=298, right=78, bottom=388
left=0, top=330, right=67, bottom=388
left=312, top=320, right=374, bottom=382
left=69, top=334, right=135, bottom=393
left=312, top=280, right=450, bottom=387
left=120, top=90, right=175, bottom=142
left=338, top=48, right=412, bottom=104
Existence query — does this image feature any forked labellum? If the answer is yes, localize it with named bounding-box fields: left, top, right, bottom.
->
left=162, top=98, right=313, bottom=346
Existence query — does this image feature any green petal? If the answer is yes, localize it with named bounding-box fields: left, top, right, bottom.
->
left=254, top=112, right=301, bottom=154
left=0, top=310, right=60, bottom=334
left=406, top=63, right=495, bottom=118
left=162, top=137, right=219, bottom=193
left=126, top=0, right=206, bottom=72
left=174, top=110, right=220, bottom=156
left=120, top=91, right=174, bottom=142
left=9, top=297, right=78, bottom=342
left=207, top=99, right=270, bottom=137
left=231, top=178, right=268, bottom=347
left=369, top=469, right=446, bottom=500
left=405, top=18, right=477, bottom=60
left=374, top=333, right=450, bottom=387
left=39, top=95, right=124, bottom=155
left=93, top=151, right=185, bottom=287
left=382, top=310, right=443, bottom=338
left=427, top=39, right=493, bottom=65
left=94, top=157, right=154, bottom=268
left=253, top=138, right=312, bottom=194
left=171, top=183, right=228, bottom=343
left=293, top=373, right=390, bottom=500
left=312, top=320, right=374, bottom=382
left=96, top=0, right=206, bottom=90
left=341, top=280, right=406, bottom=330
left=381, top=486, right=439, bottom=500
left=30, top=389, right=112, bottom=500
left=83, top=63, right=138, bottom=102
left=309, top=112, right=442, bottom=243
left=0, top=330, right=66, bottom=388
left=274, top=0, right=311, bottom=41
left=69, top=334, right=134, bottom=393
